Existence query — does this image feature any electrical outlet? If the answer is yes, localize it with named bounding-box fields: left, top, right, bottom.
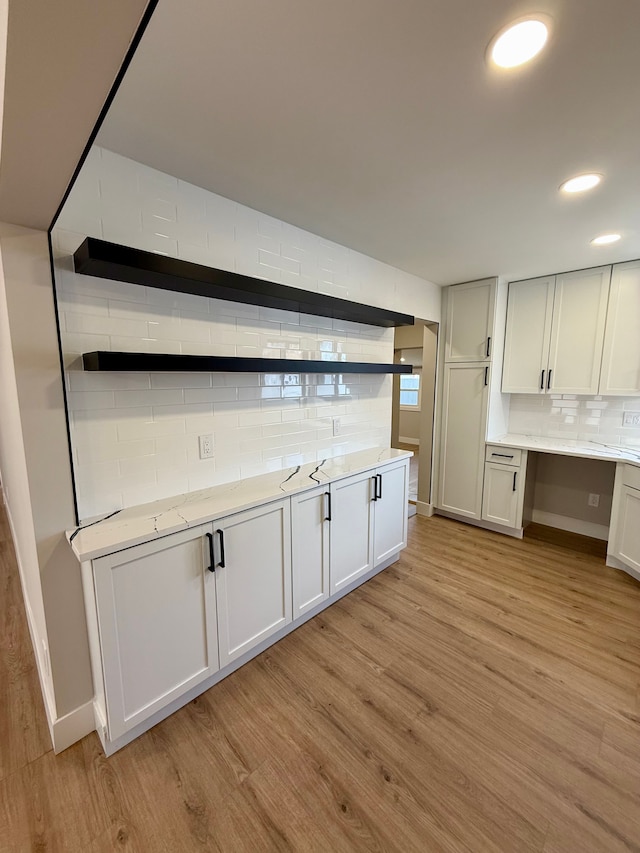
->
left=623, top=412, right=640, bottom=427
left=588, top=493, right=600, bottom=508
left=332, top=418, right=342, bottom=437
left=198, top=434, right=214, bottom=459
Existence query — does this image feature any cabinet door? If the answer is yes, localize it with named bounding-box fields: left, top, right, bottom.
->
left=215, top=499, right=292, bottom=668
left=444, top=279, right=495, bottom=362
left=291, top=486, right=330, bottom=619
left=438, top=363, right=489, bottom=519
left=610, top=486, right=640, bottom=574
left=600, top=261, right=640, bottom=396
left=502, top=277, right=555, bottom=394
left=329, top=471, right=375, bottom=594
left=93, top=524, right=218, bottom=740
left=481, top=463, right=521, bottom=528
left=547, top=266, right=611, bottom=395
left=373, top=460, right=409, bottom=565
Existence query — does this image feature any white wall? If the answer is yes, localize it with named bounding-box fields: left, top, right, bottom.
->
left=54, top=147, right=441, bottom=520
left=0, top=223, right=93, bottom=728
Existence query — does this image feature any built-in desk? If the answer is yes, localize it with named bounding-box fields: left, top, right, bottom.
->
left=489, top=434, right=640, bottom=582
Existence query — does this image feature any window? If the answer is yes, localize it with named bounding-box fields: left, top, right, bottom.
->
left=399, top=373, right=421, bottom=409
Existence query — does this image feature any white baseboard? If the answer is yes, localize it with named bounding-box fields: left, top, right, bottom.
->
left=2, top=495, right=55, bottom=750
left=605, top=554, right=640, bottom=582
left=531, top=510, right=609, bottom=541
left=416, top=501, right=434, bottom=517
left=398, top=436, right=419, bottom=446
left=51, top=701, right=95, bottom=753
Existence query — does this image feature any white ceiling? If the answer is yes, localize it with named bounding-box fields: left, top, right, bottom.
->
left=0, top=0, right=149, bottom=230
left=97, top=0, right=640, bottom=285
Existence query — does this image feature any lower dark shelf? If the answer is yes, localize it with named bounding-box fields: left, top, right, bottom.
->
left=82, top=351, right=413, bottom=374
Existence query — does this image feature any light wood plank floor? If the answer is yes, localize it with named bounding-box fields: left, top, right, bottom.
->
left=1, top=505, right=640, bottom=852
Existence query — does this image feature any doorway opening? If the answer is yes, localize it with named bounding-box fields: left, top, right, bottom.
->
left=391, top=320, right=439, bottom=517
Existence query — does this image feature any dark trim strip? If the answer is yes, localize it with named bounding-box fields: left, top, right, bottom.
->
left=47, top=232, right=80, bottom=526
left=82, top=351, right=413, bottom=375
left=48, top=0, right=161, bottom=232
left=74, top=238, right=415, bottom=328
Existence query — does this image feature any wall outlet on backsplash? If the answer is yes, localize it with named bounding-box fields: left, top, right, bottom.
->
left=623, top=412, right=640, bottom=427
left=199, top=434, right=214, bottom=460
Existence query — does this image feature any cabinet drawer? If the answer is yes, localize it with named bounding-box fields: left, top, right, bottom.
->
left=622, top=464, right=640, bottom=490
left=485, top=445, right=522, bottom=467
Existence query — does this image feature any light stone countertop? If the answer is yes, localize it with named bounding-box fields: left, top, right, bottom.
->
left=490, top=433, right=640, bottom=465
left=67, top=447, right=412, bottom=562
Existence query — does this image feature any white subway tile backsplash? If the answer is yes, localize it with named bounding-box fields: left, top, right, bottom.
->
left=51, top=147, right=417, bottom=519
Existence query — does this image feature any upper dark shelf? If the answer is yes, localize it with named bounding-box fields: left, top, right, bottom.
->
left=73, top=238, right=414, bottom=328
left=82, top=352, right=412, bottom=375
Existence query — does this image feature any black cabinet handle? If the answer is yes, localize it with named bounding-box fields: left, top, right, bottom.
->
left=491, top=452, right=514, bottom=459
left=377, top=473, right=383, bottom=500
left=216, top=528, right=226, bottom=568
left=205, top=532, right=215, bottom=573
left=484, top=366, right=489, bottom=386
left=486, top=336, right=491, bottom=358
left=547, top=370, right=552, bottom=390
left=371, top=476, right=378, bottom=501
left=540, top=370, right=545, bottom=390
left=512, top=472, right=517, bottom=492
left=325, top=491, right=332, bottom=521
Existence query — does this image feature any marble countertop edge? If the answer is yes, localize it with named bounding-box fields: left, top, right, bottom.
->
left=67, top=447, right=413, bottom=562
left=489, top=433, right=640, bottom=464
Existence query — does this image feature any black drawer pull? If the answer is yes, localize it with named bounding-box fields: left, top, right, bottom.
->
left=484, top=366, right=489, bottom=386
left=540, top=370, right=545, bottom=390
left=491, top=452, right=514, bottom=458
left=486, top=336, right=491, bottom=358
left=216, top=528, right=226, bottom=568
left=371, top=476, right=378, bottom=501
left=547, top=369, right=552, bottom=390
left=325, top=491, right=332, bottom=522
left=377, top=473, right=383, bottom=500
left=513, top=472, right=517, bottom=492
left=205, top=532, right=215, bottom=573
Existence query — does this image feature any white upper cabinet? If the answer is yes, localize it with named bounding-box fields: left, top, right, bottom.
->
left=599, top=260, right=640, bottom=396
left=548, top=267, right=611, bottom=395
left=502, top=277, right=554, bottom=394
left=502, top=267, right=611, bottom=395
left=444, top=279, right=496, bottom=362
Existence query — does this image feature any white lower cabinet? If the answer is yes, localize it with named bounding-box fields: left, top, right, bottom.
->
left=373, top=460, right=409, bottom=565
left=482, top=463, right=521, bottom=529
left=93, top=524, right=219, bottom=741
left=610, top=486, right=640, bottom=574
left=215, top=499, right=292, bottom=667
left=609, top=465, right=640, bottom=577
left=291, top=486, right=330, bottom=619
left=329, top=470, right=376, bottom=594
left=87, top=459, right=409, bottom=749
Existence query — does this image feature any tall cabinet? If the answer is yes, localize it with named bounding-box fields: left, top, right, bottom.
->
left=437, top=279, right=497, bottom=521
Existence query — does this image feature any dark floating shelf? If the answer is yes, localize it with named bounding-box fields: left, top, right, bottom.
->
left=82, top=352, right=413, bottom=375
left=73, top=238, right=415, bottom=328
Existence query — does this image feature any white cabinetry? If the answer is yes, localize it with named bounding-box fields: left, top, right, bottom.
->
left=502, top=267, right=611, bottom=395
left=438, top=362, right=489, bottom=519
left=600, top=260, right=640, bottom=396
left=329, top=470, right=376, bottom=593
left=215, top=499, right=292, bottom=667
left=444, top=279, right=495, bottom=362
left=373, top=460, right=409, bottom=565
left=291, top=486, right=330, bottom=619
left=81, top=454, right=409, bottom=752
left=482, top=464, right=521, bottom=529
left=93, top=524, right=219, bottom=740
left=608, top=464, right=640, bottom=579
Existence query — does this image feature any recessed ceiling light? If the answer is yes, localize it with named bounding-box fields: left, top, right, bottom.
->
left=591, top=233, right=621, bottom=245
left=560, top=173, right=602, bottom=194
left=489, top=18, right=549, bottom=69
